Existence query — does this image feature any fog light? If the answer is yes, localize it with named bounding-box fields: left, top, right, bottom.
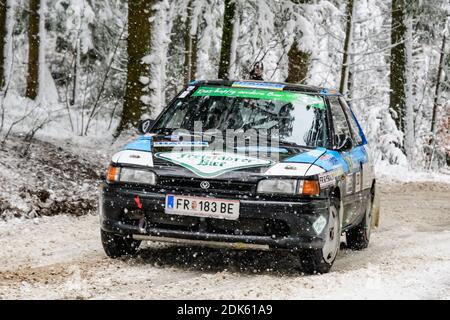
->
left=313, top=216, right=327, bottom=235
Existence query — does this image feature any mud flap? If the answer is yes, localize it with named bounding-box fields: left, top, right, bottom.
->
left=371, top=184, right=380, bottom=228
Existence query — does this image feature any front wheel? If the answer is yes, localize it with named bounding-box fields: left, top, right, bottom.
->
left=300, top=199, right=341, bottom=274
left=101, top=230, right=141, bottom=258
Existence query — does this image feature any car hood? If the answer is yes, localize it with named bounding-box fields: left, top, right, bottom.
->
left=111, top=135, right=342, bottom=179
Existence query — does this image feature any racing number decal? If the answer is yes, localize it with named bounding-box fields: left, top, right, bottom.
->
left=318, top=172, right=335, bottom=188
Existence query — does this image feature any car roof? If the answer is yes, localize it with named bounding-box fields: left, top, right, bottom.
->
left=190, top=79, right=342, bottom=96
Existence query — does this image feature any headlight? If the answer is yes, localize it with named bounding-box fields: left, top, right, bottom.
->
left=106, top=166, right=156, bottom=185
left=257, top=179, right=298, bottom=194
left=257, top=179, right=321, bottom=196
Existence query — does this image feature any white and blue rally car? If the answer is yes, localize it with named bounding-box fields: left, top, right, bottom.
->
left=99, top=80, right=380, bottom=274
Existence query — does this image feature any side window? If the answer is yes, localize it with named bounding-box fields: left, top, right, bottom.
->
left=339, top=98, right=363, bottom=145
left=164, top=101, right=189, bottom=128
left=329, top=97, right=351, bottom=147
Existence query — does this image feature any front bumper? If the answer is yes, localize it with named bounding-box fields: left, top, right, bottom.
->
left=100, top=183, right=331, bottom=250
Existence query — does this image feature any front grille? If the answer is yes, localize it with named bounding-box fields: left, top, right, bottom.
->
left=158, top=177, right=255, bottom=195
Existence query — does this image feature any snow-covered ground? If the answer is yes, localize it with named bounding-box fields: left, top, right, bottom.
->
left=0, top=134, right=449, bottom=299
left=0, top=179, right=449, bottom=299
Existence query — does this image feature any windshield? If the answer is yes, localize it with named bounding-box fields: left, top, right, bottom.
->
left=153, top=86, right=329, bottom=148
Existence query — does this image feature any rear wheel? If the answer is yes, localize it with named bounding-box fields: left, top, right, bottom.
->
left=346, top=193, right=372, bottom=250
left=300, top=199, right=341, bottom=274
left=101, top=230, right=141, bottom=258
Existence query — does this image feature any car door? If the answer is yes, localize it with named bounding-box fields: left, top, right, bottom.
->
left=339, top=97, right=372, bottom=217
left=328, top=96, right=363, bottom=227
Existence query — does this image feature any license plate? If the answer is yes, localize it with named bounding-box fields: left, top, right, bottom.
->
left=165, top=195, right=240, bottom=220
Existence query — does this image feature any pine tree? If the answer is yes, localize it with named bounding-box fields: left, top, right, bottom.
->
left=218, top=0, right=236, bottom=79
left=26, top=0, right=40, bottom=100
left=117, top=0, right=154, bottom=134
left=285, top=40, right=310, bottom=84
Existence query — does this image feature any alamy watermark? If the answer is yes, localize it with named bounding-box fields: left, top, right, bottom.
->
left=167, top=121, right=281, bottom=161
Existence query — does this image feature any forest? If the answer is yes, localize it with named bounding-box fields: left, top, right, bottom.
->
left=0, top=0, right=449, bottom=170
left=0, top=0, right=450, bottom=300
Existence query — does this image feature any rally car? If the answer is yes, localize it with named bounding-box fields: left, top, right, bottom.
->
left=99, top=80, right=380, bottom=274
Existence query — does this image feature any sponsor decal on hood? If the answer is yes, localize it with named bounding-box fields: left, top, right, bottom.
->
left=155, top=151, right=273, bottom=178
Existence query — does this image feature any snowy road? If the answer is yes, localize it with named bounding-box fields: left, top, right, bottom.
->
left=0, top=181, right=449, bottom=299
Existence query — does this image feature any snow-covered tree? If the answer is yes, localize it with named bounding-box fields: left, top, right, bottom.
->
left=0, top=0, right=447, bottom=170
left=116, top=0, right=154, bottom=134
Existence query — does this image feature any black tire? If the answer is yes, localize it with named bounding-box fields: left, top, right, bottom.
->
left=101, top=230, right=141, bottom=258
left=346, top=193, right=372, bottom=250
left=300, top=198, right=341, bottom=274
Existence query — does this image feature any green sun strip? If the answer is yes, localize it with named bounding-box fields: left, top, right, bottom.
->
left=191, top=86, right=325, bottom=109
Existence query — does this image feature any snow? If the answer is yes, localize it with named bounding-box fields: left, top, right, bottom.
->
left=376, top=163, right=450, bottom=184
left=3, top=0, right=15, bottom=87
left=0, top=181, right=449, bottom=299
left=196, top=0, right=224, bottom=79
left=0, top=0, right=446, bottom=168
left=38, top=0, right=58, bottom=105
left=144, top=0, right=177, bottom=115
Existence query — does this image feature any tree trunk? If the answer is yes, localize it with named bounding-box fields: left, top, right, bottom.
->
left=117, top=0, right=154, bottom=134
left=404, top=15, right=414, bottom=162
left=389, top=0, right=407, bottom=137
left=339, top=0, right=354, bottom=95
left=0, top=0, right=7, bottom=89
left=184, top=0, right=198, bottom=83
left=71, top=38, right=80, bottom=106
left=26, top=0, right=40, bottom=100
left=285, top=40, right=310, bottom=84
left=347, top=51, right=355, bottom=100
left=431, top=29, right=446, bottom=135
left=218, top=0, right=236, bottom=79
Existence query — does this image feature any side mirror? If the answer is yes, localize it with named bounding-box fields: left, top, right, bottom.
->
left=138, top=119, right=155, bottom=135
left=336, top=135, right=353, bottom=151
